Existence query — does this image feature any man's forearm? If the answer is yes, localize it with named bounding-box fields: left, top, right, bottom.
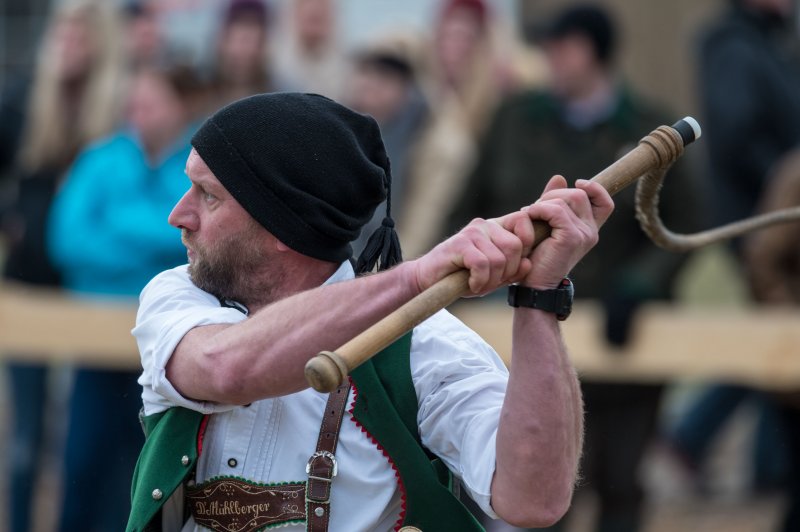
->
left=491, top=308, right=583, bottom=527
left=167, top=261, right=422, bottom=404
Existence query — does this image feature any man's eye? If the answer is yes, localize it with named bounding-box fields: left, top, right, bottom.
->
left=203, top=191, right=216, bottom=203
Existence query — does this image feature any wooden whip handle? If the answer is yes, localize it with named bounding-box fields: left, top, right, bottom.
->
left=305, top=124, right=688, bottom=392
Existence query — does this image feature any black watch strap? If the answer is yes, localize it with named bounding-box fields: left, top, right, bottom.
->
left=507, top=278, right=574, bottom=321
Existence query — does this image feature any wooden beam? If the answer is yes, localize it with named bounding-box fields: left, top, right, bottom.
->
left=2, top=282, right=799, bottom=390
left=0, top=282, right=139, bottom=369
left=454, top=300, right=800, bottom=391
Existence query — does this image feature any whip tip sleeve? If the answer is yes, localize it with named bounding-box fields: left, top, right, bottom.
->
left=672, top=116, right=702, bottom=146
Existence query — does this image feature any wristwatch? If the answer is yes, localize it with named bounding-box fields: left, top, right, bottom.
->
left=507, top=278, right=574, bottom=321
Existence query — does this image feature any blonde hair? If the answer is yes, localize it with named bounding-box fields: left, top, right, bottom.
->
left=19, top=0, right=125, bottom=173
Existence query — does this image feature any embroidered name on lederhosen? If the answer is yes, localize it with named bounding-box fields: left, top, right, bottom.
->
left=185, top=477, right=305, bottom=531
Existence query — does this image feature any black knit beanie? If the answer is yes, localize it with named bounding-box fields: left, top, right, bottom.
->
left=191, top=92, right=401, bottom=272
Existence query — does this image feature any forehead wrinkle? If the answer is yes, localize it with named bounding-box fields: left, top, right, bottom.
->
left=186, top=161, right=228, bottom=196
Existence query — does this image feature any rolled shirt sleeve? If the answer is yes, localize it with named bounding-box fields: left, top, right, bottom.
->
left=411, top=309, right=509, bottom=519
left=134, top=265, right=247, bottom=416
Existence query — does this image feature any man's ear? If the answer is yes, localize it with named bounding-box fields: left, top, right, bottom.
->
left=275, top=239, right=291, bottom=252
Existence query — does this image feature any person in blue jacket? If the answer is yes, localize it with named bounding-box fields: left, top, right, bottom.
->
left=47, top=63, right=205, bottom=532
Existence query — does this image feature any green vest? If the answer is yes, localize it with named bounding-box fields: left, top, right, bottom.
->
left=126, top=334, right=484, bottom=531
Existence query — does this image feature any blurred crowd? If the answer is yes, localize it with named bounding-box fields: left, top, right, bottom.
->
left=0, top=0, right=799, bottom=531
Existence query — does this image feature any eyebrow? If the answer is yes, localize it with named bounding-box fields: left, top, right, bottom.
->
left=186, top=172, right=227, bottom=195
left=184, top=167, right=215, bottom=187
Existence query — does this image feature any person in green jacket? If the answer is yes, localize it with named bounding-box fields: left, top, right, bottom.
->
left=447, top=5, right=699, bottom=532
left=127, top=92, right=614, bottom=531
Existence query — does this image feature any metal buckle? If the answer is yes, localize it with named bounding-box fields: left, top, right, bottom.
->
left=305, top=450, right=338, bottom=478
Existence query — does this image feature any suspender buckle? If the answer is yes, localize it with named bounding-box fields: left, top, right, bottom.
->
left=306, top=450, right=338, bottom=478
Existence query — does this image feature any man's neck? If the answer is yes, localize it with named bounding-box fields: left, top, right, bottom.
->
left=247, top=259, right=340, bottom=314
left=559, top=74, right=617, bottom=130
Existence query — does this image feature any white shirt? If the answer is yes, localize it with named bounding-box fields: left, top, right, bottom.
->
left=134, top=262, right=508, bottom=531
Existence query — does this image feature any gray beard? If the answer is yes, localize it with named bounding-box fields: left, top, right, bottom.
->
left=186, top=232, right=284, bottom=308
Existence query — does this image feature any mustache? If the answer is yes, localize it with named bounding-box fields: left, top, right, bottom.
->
left=181, top=230, right=195, bottom=248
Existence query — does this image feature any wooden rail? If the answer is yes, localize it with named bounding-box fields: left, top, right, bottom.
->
left=455, top=301, right=800, bottom=391
left=1, top=283, right=799, bottom=390
left=0, top=282, right=138, bottom=369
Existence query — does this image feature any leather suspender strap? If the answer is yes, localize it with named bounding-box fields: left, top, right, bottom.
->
left=305, top=381, right=351, bottom=532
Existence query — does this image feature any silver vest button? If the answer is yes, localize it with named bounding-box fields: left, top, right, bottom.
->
left=181, top=455, right=190, bottom=466
left=314, top=506, right=325, bottom=517
left=152, top=488, right=163, bottom=500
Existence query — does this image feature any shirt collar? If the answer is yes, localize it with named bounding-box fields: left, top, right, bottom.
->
left=324, top=261, right=356, bottom=286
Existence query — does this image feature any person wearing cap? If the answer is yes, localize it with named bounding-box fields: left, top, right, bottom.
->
left=125, top=92, right=613, bottom=531
left=447, top=4, right=697, bottom=531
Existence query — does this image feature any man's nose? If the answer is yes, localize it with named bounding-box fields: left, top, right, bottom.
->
left=168, top=190, right=199, bottom=232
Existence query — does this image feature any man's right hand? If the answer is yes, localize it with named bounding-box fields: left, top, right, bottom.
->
left=408, top=176, right=612, bottom=297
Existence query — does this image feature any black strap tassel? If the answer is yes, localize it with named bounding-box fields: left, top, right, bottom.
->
left=355, top=216, right=403, bottom=274
left=355, top=168, right=402, bottom=274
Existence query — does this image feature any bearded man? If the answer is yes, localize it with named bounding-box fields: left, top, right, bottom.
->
left=126, top=92, right=613, bottom=532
